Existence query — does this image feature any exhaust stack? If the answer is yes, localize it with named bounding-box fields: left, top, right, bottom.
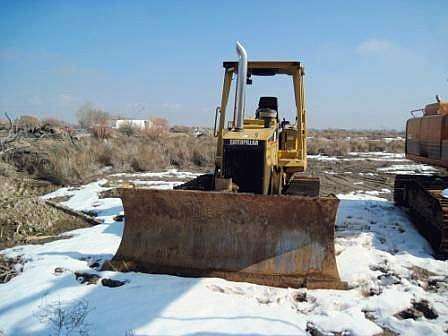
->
left=233, top=41, right=248, bottom=130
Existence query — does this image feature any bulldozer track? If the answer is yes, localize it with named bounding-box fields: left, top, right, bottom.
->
left=394, top=174, right=448, bottom=259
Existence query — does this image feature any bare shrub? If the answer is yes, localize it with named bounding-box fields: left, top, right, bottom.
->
left=94, top=132, right=216, bottom=171
left=36, top=298, right=92, bottom=336
left=6, top=138, right=97, bottom=185
left=307, top=138, right=330, bottom=155
left=118, top=121, right=138, bottom=137
left=386, top=139, right=404, bottom=153
left=96, top=142, right=114, bottom=166
left=152, top=117, right=169, bottom=129
left=129, top=145, right=166, bottom=172
left=41, top=118, right=68, bottom=128
left=33, top=143, right=97, bottom=185
left=143, top=117, right=169, bottom=139
left=76, top=103, right=110, bottom=128
left=170, top=125, right=191, bottom=133
left=90, top=126, right=113, bottom=139
left=349, top=139, right=369, bottom=152
left=0, top=118, right=10, bottom=130
left=16, top=115, right=41, bottom=131
left=307, top=138, right=350, bottom=156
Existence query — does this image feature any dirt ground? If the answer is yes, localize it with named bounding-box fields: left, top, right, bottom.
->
left=309, top=157, right=396, bottom=200
left=0, top=167, right=88, bottom=250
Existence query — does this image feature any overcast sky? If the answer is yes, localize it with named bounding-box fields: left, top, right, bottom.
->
left=0, top=0, right=447, bottom=129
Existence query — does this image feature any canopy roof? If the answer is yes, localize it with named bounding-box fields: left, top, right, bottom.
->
left=222, top=61, right=302, bottom=76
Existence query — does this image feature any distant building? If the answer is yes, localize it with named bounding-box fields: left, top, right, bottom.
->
left=113, top=119, right=153, bottom=130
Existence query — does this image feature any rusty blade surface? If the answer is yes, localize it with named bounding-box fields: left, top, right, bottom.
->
left=106, top=188, right=346, bottom=289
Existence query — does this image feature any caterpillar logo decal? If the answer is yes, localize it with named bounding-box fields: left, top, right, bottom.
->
left=229, top=139, right=259, bottom=146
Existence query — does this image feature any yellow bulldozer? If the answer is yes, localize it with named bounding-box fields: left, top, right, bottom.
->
left=105, top=42, right=345, bottom=289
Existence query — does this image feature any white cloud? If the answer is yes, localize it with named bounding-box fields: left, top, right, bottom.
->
left=356, top=39, right=394, bottom=55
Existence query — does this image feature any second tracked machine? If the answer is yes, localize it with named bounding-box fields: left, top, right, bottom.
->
left=105, top=42, right=346, bottom=289
left=395, top=96, right=448, bottom=259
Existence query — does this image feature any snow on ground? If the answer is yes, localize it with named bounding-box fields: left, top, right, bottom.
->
left=309, top=152, right=408, bottom=162
left=383, top=137, right=404, bottom=143
left=111, top=169, right=201, bottom=180
left=377, top=164, right=439, bottom=175
left=1, top=169, right=448, bottom=335
left=308, top=154, right=340, bottom=161
left=348, top=152, right=405, bottom=160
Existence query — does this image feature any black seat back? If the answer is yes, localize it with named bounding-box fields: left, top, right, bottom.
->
left=258, top=96, right=278, bottom=111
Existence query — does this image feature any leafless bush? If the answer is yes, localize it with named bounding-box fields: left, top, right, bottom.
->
left=15, top=115, right=41, bottom=131
left=307, top=138, right=350, bottom=156
left=90, top=126, right=113, bottom=139
left=385, top=140, right=404, bottom=153
left=76, top=103, right=110, bottom=129
left=0, top=118, right=10, bottom=130
left=41, top=118, right=69, bottom=128
left=152, top=117, right=169, bottom=131
left=170, top=125, right=191, bottom=133
left=23, top=142, right=97, bottom=185
left=349, top=139, right=369, bottom=152
left=118, top=121, right=137, bottom=137
left=37, top=298, right=92, bottom=336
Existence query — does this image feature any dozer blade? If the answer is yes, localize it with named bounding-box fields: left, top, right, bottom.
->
left=104, top=188, right=346, bottom=289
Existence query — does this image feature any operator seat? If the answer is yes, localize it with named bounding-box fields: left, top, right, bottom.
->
left=256, top=96, right=278, bottom=121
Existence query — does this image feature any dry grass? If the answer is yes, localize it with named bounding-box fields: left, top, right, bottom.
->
left=307, top=129, right=405, bottom=156
left=307, top=138, right=351, bottom=156
left=93, top=132, right=215, bottom=172
left=3, top=130, right=216, bottom=185
left=308, top=128, right=404, bottom=140
left=0, top=174, right=87, bottom=250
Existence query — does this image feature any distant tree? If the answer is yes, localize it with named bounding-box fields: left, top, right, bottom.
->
left=150, top=117, right=169, bottom=133
left=76, top=103, right=110, bottom=129
left=142, top=117, right=169, bottom=139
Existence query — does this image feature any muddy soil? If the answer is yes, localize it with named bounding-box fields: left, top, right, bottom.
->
left=308, top=158, right=397, bottom=200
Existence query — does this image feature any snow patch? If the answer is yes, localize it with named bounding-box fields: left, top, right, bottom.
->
left=377, top=164, right=439, bottom=175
